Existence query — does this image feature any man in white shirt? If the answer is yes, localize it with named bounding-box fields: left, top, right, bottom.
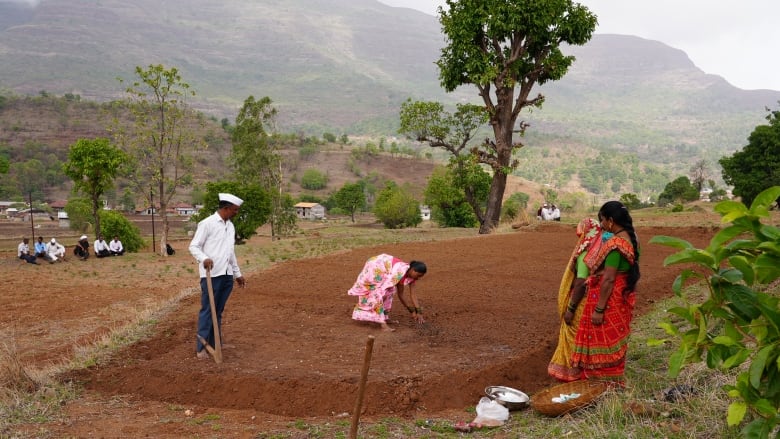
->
left=94, top=234, right=111, bottom=258
left=109, top=235, right=125, bottom=256
left=47, top=238, right=67, bottom=262
left=551, top=204, right=561, bottom=222
left=541, top=203, right=553, bottom=221
left=17, top=237, right=38, bottom=264
left=189, top=193, right=246, bottom=360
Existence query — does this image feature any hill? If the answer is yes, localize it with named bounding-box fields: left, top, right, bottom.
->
left=2, top=0, right=780, bottom=201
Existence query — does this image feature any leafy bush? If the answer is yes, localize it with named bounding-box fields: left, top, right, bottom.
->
left=99, top=210, right=144, bottom=252
left=191, top=181, right=272, bottom=242
left=300, top=169, right=328, bottom=190
left=650, top=186, right=780, bottom=437
left=373, top=182, right=421, bottom=229
left=64, top=197, right=93, bottom=233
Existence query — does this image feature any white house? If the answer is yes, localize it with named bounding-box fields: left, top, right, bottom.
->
left=294, top=202, right=325, bottom=220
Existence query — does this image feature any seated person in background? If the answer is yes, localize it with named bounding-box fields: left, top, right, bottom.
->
left=109, top=235, right=125, bottom=256
left=34, top=236, right=54, bottom=263
left=551, top=204, right=561, bottom=222
left=17, top=237, right=38, bottom=264
left=94, top=234, right=111, bottom=258
left=47, top=238, right=67, bottom=262
left=74, top=235, right=90, bottom=260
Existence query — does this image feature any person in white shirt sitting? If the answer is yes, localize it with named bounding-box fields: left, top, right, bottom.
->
left=109, top=235, right=125, bottom=256
left=551, top=204, right=561, bottom=222
left=541, top=203, right=554, bottom=221
left=94, top=234, right=111, bottom=258
left=47, top=238, right=67, bottom=262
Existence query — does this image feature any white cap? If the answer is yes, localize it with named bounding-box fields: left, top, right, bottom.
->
left=80, top=235, right=88, bottom=240
left=51, top=238, right=56, bottom=244
left=218, top=193, right=244, bottom=206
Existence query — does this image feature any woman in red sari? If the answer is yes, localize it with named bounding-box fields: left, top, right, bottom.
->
left=571, top=201, right=640, bottom=386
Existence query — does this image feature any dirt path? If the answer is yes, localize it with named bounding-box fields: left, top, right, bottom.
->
left=4, top=223, right=716, bottom=437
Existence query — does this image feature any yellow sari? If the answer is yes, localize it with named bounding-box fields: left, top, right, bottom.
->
left=547, top=218, right=601, bottom=382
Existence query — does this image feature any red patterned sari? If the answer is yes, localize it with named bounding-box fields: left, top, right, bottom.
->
left=571, top=236, right=636, bottom=385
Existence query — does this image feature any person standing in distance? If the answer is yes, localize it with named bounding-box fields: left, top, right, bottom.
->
left=188, top=193, right=247, bottom=360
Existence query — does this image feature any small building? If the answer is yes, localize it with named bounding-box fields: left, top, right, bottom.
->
left=173, top=202, right=197, bottom=216
left=294, top=202, right=325, bottom=220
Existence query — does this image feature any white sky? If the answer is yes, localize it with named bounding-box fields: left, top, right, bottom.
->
left=377, top=0, right=780, bottom=91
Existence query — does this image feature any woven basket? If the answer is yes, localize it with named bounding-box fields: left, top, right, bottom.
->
left=531, top=380, right=609, bottom=417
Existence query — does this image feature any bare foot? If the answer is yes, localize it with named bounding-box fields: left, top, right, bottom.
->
left=380, top=322, right=395, bottom=332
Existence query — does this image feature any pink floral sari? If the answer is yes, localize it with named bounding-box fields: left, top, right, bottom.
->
left=348, top=254, right=413, bottom=323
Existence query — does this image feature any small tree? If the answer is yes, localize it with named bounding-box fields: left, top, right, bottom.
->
left=117, top=64, right=204, bottom=256
left=689, top=159, right=709, bottom=192
left=332, top=182, right=366, bottom=223
left=619, top=193, right=642, bottom=210
left=62, top=138, right=127, bottom=238
left=657, top=176, right=700, bottom=206
left=424, top=164, right=482, bottom=228
left=191, top=181, right=272, bottom=243
left=373, top=182, right=421, bottom=229
left=650, top=186, right=780, bottom=437
left=64, top=197, right=93, bottom=233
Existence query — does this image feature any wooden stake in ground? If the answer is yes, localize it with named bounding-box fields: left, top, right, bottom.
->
left=349, top=335, right=375, bottom=439
left=197, top=268, right=223, bottom=364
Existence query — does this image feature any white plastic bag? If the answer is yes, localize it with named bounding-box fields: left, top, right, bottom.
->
left=474, top=396, right=510, bottom=425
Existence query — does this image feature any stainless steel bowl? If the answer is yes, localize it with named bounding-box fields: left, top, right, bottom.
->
left=485, top=386, right=530, bottom=410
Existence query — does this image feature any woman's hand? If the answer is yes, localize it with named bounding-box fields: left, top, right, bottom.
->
left=563, top=310, right=574, bottom=325
left=591, top=310, right=604, bottom=326
left=412, top=311, right=425, bottom=324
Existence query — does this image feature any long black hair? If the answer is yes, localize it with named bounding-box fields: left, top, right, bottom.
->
left=599, top=201, right=640, bottom=295
left=409, top=260, right=427, bottom=274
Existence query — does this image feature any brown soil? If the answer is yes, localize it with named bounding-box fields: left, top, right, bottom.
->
left=3, top=222, right=717, bottom=438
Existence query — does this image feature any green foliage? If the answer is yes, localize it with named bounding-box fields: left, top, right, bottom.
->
left=435, top=0, right=597, bottom=232
left=658, top=176, right=700, bottom=206
left=64, top=197, right=93, bottom=233
left=424, top=164, right=480, bottom=228
left=332, top=182, right=366, bottom=222
left=649, top=186, right=780, bottom=436
left=373, top=181, right=421, bottom=229
left=322, top=132, right=336, bottom=143
left=118, top=64, right=203, bottom=254
left=720, top=106, right=780, bottom=206
left=0, top=155, right=8, bottom=174
left=619, top=193, right=642, bottom=210
left=300, top=169, right=328, bottom=190
left=191, top=181, right=273, bottom=242
left=506, top=192, right=530, bottom=209
left=98, top=210, right=144, bottom=252
left=62, top=138, right=127, bottom=237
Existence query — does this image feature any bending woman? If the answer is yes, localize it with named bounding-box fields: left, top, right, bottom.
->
left=548, top=218, right=601, bottom=382
left=572, top=201, right=640, bottom=386
left=347, top=254, right=426, bottom=331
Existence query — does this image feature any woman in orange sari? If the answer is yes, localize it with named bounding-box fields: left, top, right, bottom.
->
left=548, top=218, right=601, bottom=382
left=572, top=201, right=640, bottom=386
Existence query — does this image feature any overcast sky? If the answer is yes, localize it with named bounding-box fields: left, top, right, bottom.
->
left=377, top=0, right=780, bottom=91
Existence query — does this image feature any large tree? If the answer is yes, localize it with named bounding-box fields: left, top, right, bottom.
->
left=117, top=64, right=204, bottom=256
left=62, top=138, right=127, bottom=238
left=720, top=106, right=780, bottom=206
left=435, top=0, right=597, bottom=233
left=229, top=96, right=296, bottom=239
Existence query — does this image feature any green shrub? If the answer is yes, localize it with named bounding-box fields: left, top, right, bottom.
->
left=99, top=210, right=144, bottom=252
left=650, top=186, right=780, bottom=437
left=301, top=169, right=328, bottom=190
